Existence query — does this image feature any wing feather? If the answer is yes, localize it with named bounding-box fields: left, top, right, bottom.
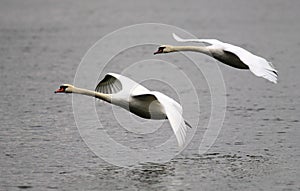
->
left=95, top=74, right=123, bottom=94
left=151, top=91, right=188, bottom=147
left=173, top=33, right=222, bottom=45
left=96, top=72, right=152, bottom=98
left=222, top=44, right=278, bottom=83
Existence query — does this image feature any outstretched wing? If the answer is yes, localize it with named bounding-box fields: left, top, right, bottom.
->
left=95, top=73, right=151, bottom=95
left=222, top=44, right=278, bottom=83
left=151, top=91, right=188, bottom=147
left=173, top=33, right=222, bottom=46
left=95, top=73, right=123, bottom=94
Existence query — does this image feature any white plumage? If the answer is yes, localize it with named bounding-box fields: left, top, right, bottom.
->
left=55, top=73, right=190, bottom=147
left=154, top=33, right=278, bottom=83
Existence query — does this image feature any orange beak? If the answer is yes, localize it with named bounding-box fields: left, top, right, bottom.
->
left=54, top=87, right=65, bottom=93
left=154, top=49, right=163, bottom=55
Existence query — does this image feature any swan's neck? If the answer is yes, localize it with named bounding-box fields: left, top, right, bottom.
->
left=171, top=46, right=210, bottom=55
left=72, top=87, right=111, bottom=103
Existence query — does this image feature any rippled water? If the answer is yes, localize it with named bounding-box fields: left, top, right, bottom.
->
left=1, top=0, right=299, bottom=190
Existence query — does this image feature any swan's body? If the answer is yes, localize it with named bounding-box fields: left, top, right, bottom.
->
left=55, top=73, right=190, bottom=147
left=154, top=33, right=278, bottom=83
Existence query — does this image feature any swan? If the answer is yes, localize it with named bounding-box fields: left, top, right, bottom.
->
left=55, top=73, right=191, bottom=147
left=154, top=33, right=278, bottom=83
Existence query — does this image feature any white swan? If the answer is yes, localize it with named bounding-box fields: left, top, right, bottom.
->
left=55, top=73, right=191, bottom=147
left=154, top=33, right=278, bottom=83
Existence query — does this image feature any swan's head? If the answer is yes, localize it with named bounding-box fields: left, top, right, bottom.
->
left=54, top=84, right=74, bottom=93
left=154, top=45, right=174, bottom=54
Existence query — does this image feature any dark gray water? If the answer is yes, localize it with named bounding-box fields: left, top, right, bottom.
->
left=1, top=0, right=299, bottom=190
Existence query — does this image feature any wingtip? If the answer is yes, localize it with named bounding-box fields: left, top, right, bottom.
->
left=177, top=138, right=185, bottom=148
left=172, top=33, right=182, bottom=42
left=268, top=78, right=277, bottom=84
left=265, top=75, right=278, bottom=84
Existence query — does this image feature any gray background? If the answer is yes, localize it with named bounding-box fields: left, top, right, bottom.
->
left=0, top=0, right=299, bottom=190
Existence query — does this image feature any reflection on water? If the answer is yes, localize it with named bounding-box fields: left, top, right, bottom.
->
left=80, top=153, right=273, bottom=190
left=127, top=163, right=176, bottom=190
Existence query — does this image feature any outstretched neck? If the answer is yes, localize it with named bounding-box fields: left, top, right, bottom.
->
left=170, top=45, right=211, bottom=55
left=72, top=87, right=112, bottom=103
